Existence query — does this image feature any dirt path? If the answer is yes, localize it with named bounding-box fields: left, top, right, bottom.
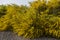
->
left=0, top=31, right=59, bottom=40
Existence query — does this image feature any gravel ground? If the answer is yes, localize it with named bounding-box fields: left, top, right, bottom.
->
left=0, top=31, right=60, bottom=40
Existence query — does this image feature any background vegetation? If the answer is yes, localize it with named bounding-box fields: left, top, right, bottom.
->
left=0, top=0, right=60, bottom=39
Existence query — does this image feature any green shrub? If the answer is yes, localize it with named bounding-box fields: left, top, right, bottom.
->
left=0, top=0, right=60, bottom=39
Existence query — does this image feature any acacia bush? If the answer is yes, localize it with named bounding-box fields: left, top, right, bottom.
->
left=0, top=0, right=60, bottom=39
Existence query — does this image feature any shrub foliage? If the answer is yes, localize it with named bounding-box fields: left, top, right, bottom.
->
left=0, top=0, right=60, bottom=38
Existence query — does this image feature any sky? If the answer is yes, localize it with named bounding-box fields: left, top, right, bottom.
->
left=0, top=0, right=34, bottom=6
